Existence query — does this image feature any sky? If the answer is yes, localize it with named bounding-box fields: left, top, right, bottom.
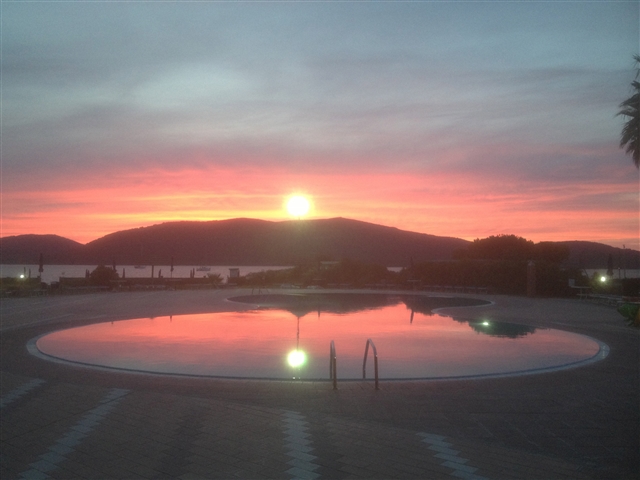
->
left=1, top=1, right=639, bottom=249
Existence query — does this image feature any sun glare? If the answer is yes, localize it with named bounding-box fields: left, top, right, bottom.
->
left=287, top=349, right=307, bottom=368
left=286, top=195, right=310, bottom=218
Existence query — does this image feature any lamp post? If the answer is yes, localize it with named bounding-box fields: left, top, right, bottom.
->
left=38, top=253, right=44, bottom=281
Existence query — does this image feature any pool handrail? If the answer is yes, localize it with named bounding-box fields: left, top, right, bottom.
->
left=329, top=340, right=337, bottom=390
left=362, top=338, right=379, bottom=390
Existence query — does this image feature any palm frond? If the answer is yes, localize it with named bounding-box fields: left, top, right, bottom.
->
left=617, top=93, right=640, bottom=112
left=619, top=57, right=640, bottom=168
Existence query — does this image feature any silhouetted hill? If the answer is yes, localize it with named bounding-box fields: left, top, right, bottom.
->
left=0, top=234, right=85, bottom=264
left=1, top=218, right=638, bottom=269
left=83, top=218, right=470, bottom=266
left=558, top=241, right=640, bottom=271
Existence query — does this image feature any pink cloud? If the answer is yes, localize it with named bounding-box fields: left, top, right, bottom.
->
left=2, top=163, right=637, bottom=250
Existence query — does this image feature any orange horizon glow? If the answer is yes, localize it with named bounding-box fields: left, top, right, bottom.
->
left=2, top=165, right=638, bottom=250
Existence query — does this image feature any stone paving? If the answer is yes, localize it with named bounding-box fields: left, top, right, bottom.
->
left=1, top=289, right=638, bottom=479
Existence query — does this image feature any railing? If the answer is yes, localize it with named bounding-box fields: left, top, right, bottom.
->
left=329, top=341, right=337, bottom=390
left=362, top=338, right=379, bottom=390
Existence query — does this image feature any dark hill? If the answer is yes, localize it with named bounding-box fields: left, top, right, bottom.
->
left=1, top=218, right=638, bottom=269
left=83, top=217, right=471, bottom=267
left=558, top=241, right=640, bottom=271
left=0, top=234, right=85, bottom=264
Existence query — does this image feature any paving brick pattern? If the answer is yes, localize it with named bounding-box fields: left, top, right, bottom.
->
left=2, top=374, right=597, bottom=479
left=1, top=289, right=638, bottom=478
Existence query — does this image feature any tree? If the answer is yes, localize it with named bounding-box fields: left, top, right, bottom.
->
left=89, top=265, right=119, bottom=286
left=206, top=273, right=223, bottom=286
left=533, top=242, right=570, bottom=264
left=455, top=235, right=534, bottom=261
left=617, top=55, right=640, bottom=168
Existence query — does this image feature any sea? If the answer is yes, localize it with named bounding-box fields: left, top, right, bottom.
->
left=1, top=264, right=638, bottom=284
left=0, top=264, right=293, bottom=284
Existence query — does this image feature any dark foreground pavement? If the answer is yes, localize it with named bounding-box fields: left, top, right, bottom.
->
left=1, top=289, right=638, bottom=479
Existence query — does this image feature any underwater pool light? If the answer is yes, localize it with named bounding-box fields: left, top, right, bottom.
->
left=287, top=349, right=306, bottom=368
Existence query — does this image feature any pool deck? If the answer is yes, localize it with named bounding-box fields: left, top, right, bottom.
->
left=1, top=289, right=638, bottom=479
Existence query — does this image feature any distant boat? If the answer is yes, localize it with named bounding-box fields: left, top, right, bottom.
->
left=196, top=266, right=211, bottom=272
left=134, top=243, right=146, bottom=270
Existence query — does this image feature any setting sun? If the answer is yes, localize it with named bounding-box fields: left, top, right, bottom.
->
left=286, top=195, right=311, bottom=218
left=2, top=3, right=638, bottom=251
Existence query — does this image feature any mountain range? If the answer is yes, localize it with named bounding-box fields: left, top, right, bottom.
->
left=1, top=217, right=638, bottom=269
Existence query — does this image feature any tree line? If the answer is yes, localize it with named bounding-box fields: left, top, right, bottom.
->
left=239, top=235, right=585, bottom=296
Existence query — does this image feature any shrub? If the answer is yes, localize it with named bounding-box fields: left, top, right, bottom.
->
left=89, top=265, right=119, bottom=287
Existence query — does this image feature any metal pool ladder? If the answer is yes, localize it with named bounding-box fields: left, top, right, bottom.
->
left=329, top=341, right=337, bottom=390
left=363, top=338, right=379, bottom=390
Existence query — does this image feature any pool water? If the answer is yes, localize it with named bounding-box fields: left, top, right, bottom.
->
left=33, top=294, right=607, bottom=380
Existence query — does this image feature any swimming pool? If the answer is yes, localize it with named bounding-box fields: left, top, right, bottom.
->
left=31, top=294, right=608, bottom=380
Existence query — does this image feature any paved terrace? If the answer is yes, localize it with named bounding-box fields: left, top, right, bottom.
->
left=1, top=289, right=638, bottom=479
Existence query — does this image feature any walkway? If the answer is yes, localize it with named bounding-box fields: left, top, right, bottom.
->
left=1, top=289, right=638, bottom=479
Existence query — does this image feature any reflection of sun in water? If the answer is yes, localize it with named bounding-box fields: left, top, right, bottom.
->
left=286, top=195, right=310, bottom=218
left=287, top=349, right=306, bottom=368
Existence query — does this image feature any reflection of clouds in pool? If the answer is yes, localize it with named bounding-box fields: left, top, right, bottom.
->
left=38, top=311, right=300, bottom=377
left=372, top=327, right=601, bottom=378
left=34, top=296, right=606, bottom=380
